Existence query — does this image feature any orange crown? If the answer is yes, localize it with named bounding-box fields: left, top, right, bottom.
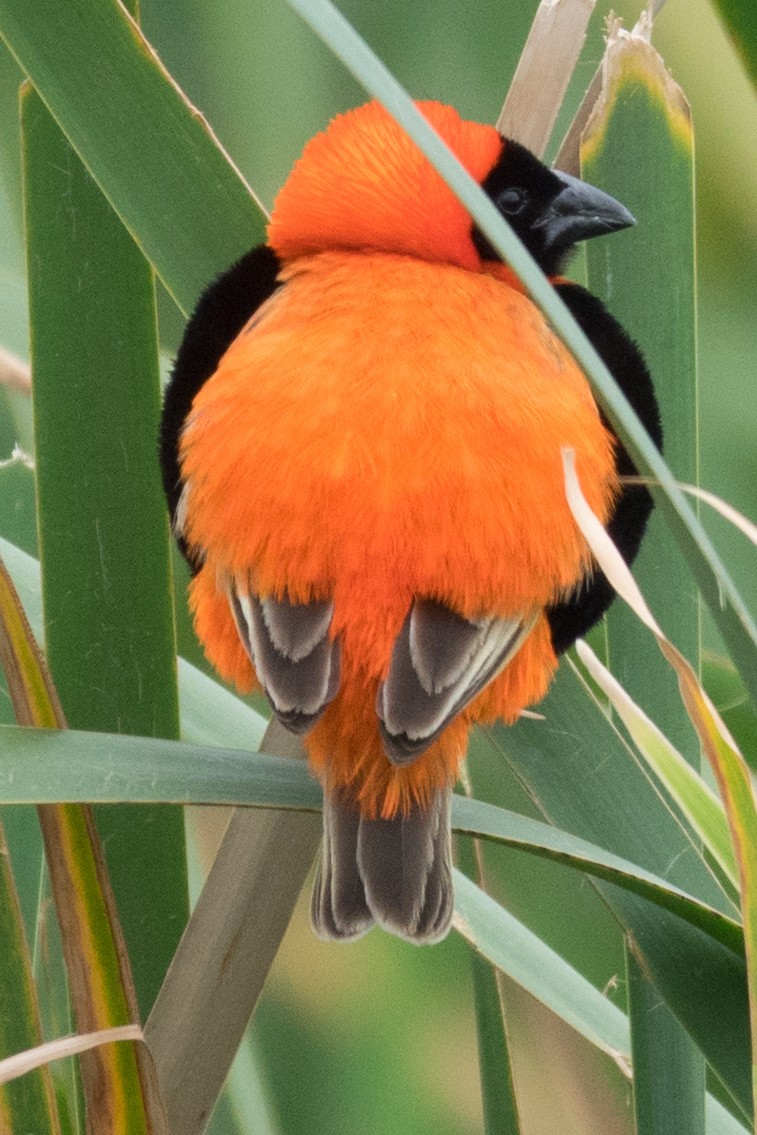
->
left=267, top=100, right=503, bottom=271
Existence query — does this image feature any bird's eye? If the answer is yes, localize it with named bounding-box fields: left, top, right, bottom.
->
left=496, top=188, right=529, bottom=215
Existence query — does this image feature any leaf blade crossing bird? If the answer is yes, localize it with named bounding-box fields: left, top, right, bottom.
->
left=160, top=100, right=661, bottom=944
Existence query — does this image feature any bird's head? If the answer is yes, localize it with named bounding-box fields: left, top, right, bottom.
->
left=267, top=100, right=634, bottom=276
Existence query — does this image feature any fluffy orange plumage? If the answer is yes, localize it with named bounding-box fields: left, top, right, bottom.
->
left=182, top=247, right=617, bottom=815
left=163, top=99, right=657, bottom=942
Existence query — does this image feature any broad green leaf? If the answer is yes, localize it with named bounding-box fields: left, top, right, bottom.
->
left=578, top=639, right=738, bottom=894
left=452, top=795, right=742, bottom=955
left=490, top=658, right=752, bottom=1121
left=582, top=24, right=699, bottom=754
left=453, top=869, right=630, bottom=1065
left=457, top=830, right=522, bottom=1134
left=565, top=448, right=756, bottom=1121
left=22, top=84, right=186, bottom=1019
left=0, top=0, right=265, bottom=313
left=627, top=949, right=709, bottom=1135
left=613, top=883, right=750, bottom=1125
left=177, top=658, right=267, bottom=750
left=0, top=724, right=743, bottom=954
left=494, top=658, right=727, bottom=909
left=456, top=873, right=749, bottom=1135
left=21, top=76, right=172, bottom=1127
left=0, top=724, right=321, bottom=809
left=468, top=944, right=521, bottom=1135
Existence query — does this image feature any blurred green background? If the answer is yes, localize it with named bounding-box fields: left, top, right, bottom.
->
left=0, top=1, right=754, bottom=1132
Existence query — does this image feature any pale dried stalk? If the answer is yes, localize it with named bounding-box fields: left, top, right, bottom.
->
left=497, top=0, right=595, bottom=156
left=0, top=1026, right=143, bottom=1084
left=145, top=717, right=321, bottom=1135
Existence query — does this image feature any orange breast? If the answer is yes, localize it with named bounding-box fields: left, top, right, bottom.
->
left=181, top=249, right=617, bottom=814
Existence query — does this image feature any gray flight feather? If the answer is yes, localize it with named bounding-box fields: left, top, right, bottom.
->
left=260, top=594, right=334, bottom=661
left=312, top=787, right=453, bottom=945
left=229, top=587, right=340, bottom=733
left=408, top=598, right=487, bottom=694
left=376, top=598, right=537, bottom=765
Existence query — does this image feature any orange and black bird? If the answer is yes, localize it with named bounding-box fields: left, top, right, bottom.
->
left=160, top=101, right=661, bottom=943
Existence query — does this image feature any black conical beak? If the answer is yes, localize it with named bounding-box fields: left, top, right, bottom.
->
left=537, top=170, right=636, bottom=252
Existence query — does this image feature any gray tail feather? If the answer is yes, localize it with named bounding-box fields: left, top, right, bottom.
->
left=311, top=788, right=453, bottom=944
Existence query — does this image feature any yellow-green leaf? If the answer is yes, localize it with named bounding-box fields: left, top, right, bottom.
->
left=577, top=639, right=738, bottom=894
left=0, top=556, right=166, bottom=1133
left=582, top=22, right=698, bottom=750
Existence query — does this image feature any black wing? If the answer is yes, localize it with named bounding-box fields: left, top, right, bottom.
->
left=159, top=244, right=282, bottom=569
left=546, top=282, right=663, bottom=654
